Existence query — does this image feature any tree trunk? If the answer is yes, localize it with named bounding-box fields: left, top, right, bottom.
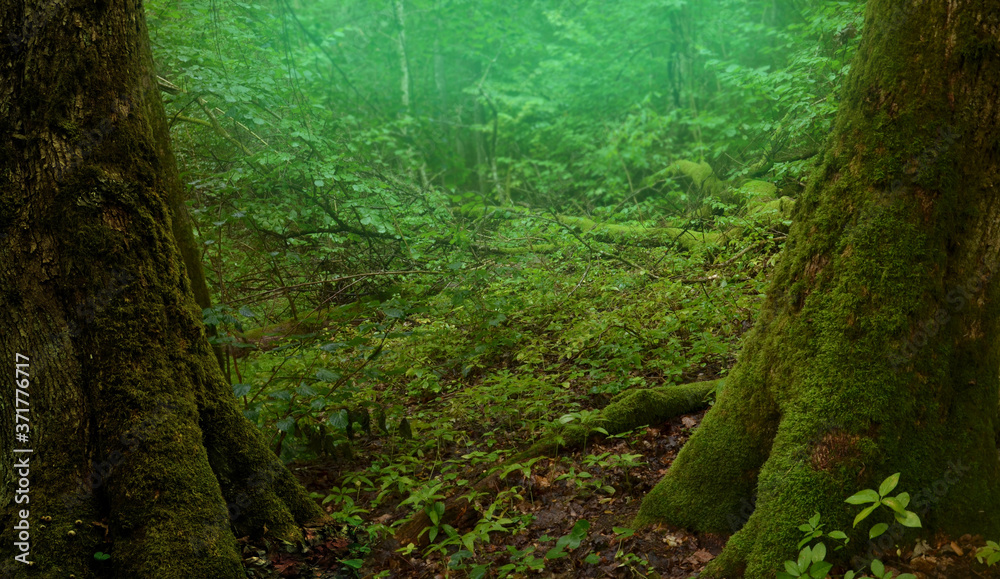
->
left=636, top=1, right=1000, bottom=576
left=0, top=1, right=326, bottom=577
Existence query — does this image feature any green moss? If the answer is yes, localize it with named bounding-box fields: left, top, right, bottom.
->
left=602, top=380, right=718, bottom=432
left=737, top=180, right=779, bottom=200
left=672, top=160, right=716, bottom=189
left=516, top=381, right=717, bottom=460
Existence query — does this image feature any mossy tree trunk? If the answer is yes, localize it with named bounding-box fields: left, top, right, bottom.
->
left=636, top=1, right=1000, bottom=576
left=0, top=0, right=326, bottom=577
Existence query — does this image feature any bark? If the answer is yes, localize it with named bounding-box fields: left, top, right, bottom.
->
left=635, top=1, right=1000, bottom=576
left=0, top=1, right=326, bottom=577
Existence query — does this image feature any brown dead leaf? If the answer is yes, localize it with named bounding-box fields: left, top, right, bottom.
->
left=681, top=416, right=698, bottom=428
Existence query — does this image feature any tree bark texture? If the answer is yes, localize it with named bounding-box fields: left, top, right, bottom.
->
left=0, top=1, right=326, bottom=577
left=636, top=1, right=1000, bottom=576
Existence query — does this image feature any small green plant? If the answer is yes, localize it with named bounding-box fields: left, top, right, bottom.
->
left=320, top=495, right=369, bottom=526
left=850, top=558, right=916, bottom=579
left=777, top=541, right=834, bottom=579
left=616, top=550, right=656, bottom=576
left=778, top=473, right=922, bottom=579
left=498, top=545, right=545, bottom=577
left=795, top=512, right=849, bottom=550
left=93, top=551, right=111, bottom=561
left=844, top=472, right=921, bottom=538
left=976, top=540, right=1000, bottom=566
left=555, top=465, right=615, bottom=496
left=545, top=519, right=590, bottom=560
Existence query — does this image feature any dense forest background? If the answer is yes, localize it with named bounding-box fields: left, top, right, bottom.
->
left=141, top=1, right=898, bottom=576
left=148, top=0, right=861, bottom=432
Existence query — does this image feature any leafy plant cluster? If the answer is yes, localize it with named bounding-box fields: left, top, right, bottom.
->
left=779, top=473, right=922, bottom=579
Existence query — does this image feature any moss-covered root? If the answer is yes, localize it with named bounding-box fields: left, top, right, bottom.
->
left=516, top=380, right=718, bottom=460
left=632, top=374, right=779, bottom=534
left=602, top=380, right=718, bottom=433
left=200, top=391, right=328, bottom=541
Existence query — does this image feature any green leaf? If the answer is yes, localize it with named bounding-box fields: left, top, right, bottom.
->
left=881, top=496, right=906, bottom=514
left=328, top=410, right=349, bottom=431
left=893, top=510, right=921, bottom=528
left=809, top=561, right=833, bottom=579
left=845, top=489, right=880, bottom=505
left=879, top=473, right=900, bottom=497
left=798, top=546, right=812, bottom=573
left=853, top=504, right=879, bottom=527
left=828, top=531, right=848, bottom=541
left=784, top=561, right=801, bottom=576
left=869, top=523, right=889, bottom=538
left=566, top=519, right=590, bottom=548
left=315, top=368, right=341, bottom=382
left=870, top=558, right=885, bottom=577
left=469, top=564, right=490, bottom=579
left=584, top=553, right=600, bottom=564
left=811, top=542, right=826, bottom=563
left=341, top=559, right=363, bottom=569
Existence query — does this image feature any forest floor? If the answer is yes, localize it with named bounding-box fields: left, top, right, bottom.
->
left=234, top=394, right=998, bottom=579
left=215, top=216, right=999, bottom=579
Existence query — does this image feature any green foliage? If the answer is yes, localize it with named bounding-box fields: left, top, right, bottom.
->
left=779, top=475, right=922, bottom=579
left=845, top=473, right=922, bottom=532
left=544, top=519, right=590, bottom=560
left=976, top=541, right=1000, bottom=567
